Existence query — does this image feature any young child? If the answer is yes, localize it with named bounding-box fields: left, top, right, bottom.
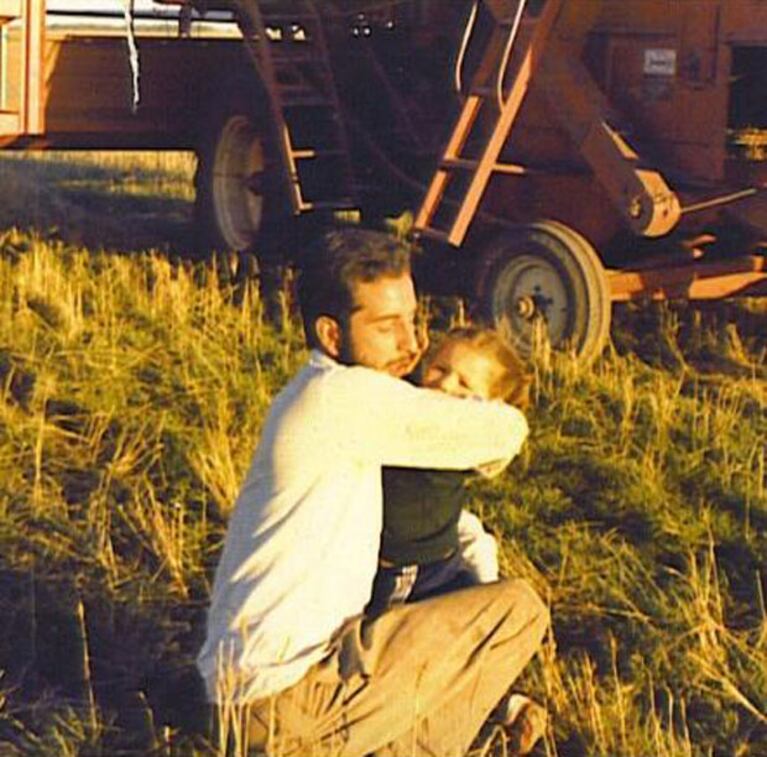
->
left=366, top=326, right=532, bottom=617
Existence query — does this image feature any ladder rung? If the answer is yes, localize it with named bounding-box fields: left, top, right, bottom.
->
left=494, top=162, right=526, bottom=175
left=291, top=148, right=346, bottom=159
left=416, top=228, right=451, bottom=243
left=442, top=158, right=480, bottom=171
left=441, top=157, right=525, bottom=175
left=299, top=198, right=357, bottom=211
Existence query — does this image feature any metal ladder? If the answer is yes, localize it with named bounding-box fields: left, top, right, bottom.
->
left=232, top=0, right=357, bottom=215
left=414, top=0, right=564, bottom=246
left=0, top=0, right=44, bottom=139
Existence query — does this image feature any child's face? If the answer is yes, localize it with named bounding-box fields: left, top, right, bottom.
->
left=421, top=340, right=501, bottom=399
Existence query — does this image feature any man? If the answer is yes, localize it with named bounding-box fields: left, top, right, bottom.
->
left=197, top=229, right=549, bottom=756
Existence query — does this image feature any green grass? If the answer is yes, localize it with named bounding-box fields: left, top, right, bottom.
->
left=0, top=152, right=765, bottom=755
left=0, top=151, right=196, bottom=254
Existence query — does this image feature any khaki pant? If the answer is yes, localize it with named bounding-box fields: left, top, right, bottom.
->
left=248, top=579, right=549, bottom=757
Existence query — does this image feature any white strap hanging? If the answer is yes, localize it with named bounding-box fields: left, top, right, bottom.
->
left=122, top=0, right=141, bottom=113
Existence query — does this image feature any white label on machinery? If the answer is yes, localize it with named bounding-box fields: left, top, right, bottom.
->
left=644, top=48, right=677, bottom=76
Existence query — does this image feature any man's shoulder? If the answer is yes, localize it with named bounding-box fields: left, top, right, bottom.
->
left=273, top=352, right=377, bottom=410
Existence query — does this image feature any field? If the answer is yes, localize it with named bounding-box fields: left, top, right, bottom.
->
left=0, top=150, right=765, bottom=756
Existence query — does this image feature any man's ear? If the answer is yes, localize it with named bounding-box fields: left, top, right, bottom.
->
left=315, top=316, right=342, bottom=358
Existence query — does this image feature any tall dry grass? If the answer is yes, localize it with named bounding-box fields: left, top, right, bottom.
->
left=0, top=151, right=764, bottom=754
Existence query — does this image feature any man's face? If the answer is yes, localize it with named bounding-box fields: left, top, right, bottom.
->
left=340, top=273, right=420, bottom=377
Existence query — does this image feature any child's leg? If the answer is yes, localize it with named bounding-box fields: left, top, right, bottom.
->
left=408, top=552, right=477, bottom=602
left=457, top=509, right=500, bottom=583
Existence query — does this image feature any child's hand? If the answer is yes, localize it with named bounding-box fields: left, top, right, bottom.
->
left=400, top=314, right=431, bottom=378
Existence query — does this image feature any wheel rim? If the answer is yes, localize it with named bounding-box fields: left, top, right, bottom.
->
left=492, top=253, right=572, bottom=352
left=484, top=222, right=611, bottom=363
left=212, top=115, right=265, bottom=251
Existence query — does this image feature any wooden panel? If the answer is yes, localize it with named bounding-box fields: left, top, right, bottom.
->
left=599, top=21, right=730, bottom=181
left=482, top=172, right=624, bottom=252
left=40, top=35, right=248, bottom=147
left=673, top=1, right=727, bottom=177
left=586, top=0, right=731, bottom=181
left=594, top=0, right=677, bottom=35
left=0, top=0, right=44, bottom=135
left=723, top=0, right=767, bottom=43
left=3, top=31, right=21, bottom=111
left=0, top=0, right=22, bottom=22
left=24, top=0, right=44, bottom=134
left=0, top=110, right=19, bottom=134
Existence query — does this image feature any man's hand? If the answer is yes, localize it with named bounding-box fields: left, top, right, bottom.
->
left=475, top=457, right=512, bottom=479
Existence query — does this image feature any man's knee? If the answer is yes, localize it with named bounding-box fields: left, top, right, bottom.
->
left=497, top=578, right=550, bottom=640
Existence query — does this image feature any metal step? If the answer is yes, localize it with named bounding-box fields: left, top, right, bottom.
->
left=301, top=198, right=357, bottom=210
left=291, top=148, right=347, bottom=159
left=442, top=157, right=480, bottom=170
left=417, top=227, right=451, bottom=243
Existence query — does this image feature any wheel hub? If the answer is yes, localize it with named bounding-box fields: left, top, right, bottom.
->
left=515, top=295, right=536, bottom=320
left=515, top=290, right=556, bottom=321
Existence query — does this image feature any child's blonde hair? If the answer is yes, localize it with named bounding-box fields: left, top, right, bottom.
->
left=441, top=327, right=532, bottom=408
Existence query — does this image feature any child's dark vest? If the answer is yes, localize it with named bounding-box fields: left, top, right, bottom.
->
left=380, top=467, right=470, bottom=565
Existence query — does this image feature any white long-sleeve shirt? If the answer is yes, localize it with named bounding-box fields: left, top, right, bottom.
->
left=197, top=351, right=528, bottom=702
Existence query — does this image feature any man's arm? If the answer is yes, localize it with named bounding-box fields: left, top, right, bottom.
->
left=328, top=366, right=528, bottom=471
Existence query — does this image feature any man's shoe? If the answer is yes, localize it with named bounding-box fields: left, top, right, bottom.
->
left=502, top=694, right=548, bottom=755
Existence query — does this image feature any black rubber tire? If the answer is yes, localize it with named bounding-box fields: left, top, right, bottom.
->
left=476, top=221, right=612, bottom=364
left=194, top=94, right=283, bottom=254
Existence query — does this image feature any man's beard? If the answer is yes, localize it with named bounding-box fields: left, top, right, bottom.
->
left=337, top=336, right=418, bottom=377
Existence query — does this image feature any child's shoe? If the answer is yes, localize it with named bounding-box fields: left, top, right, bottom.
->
left=501, top=693, right=548, bottom=755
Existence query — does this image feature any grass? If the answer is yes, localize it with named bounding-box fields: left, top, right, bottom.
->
left=0, top=151, right=196, bottom=253
left=0, top=151, right=765, bottom=755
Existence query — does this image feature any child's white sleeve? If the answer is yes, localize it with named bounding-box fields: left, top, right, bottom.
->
left=457, top=510, right=499, bottom=583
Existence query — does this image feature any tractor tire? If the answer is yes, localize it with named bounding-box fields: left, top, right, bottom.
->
left=194, top=97, right=283, bottom=255
left=476, top=220, right=612, bottom=364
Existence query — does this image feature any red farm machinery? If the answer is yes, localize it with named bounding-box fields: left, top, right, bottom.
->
left=1, top=0, right=767, bottom=360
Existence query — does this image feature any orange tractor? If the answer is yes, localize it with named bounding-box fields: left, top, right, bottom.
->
left=1, top=0, right=766, bottom=359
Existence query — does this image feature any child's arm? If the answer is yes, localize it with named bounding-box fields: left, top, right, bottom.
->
left=457, top=510, right=499, bottom=583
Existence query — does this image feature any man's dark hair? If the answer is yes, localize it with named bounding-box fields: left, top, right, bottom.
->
left=297, top=228, right=411, bottom=348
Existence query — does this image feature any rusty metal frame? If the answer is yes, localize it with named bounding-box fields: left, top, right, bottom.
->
left=609, top=255, right=767, bottom=301
left=540, top=48, right=681, bottom=238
